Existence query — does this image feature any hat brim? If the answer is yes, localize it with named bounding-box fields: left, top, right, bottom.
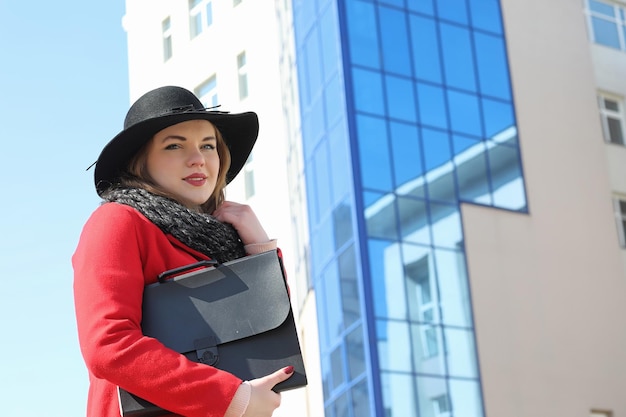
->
left=94, top=111, right=259, bottom=196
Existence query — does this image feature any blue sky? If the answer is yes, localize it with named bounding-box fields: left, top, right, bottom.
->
left=0, top=1, right=129, bottom=414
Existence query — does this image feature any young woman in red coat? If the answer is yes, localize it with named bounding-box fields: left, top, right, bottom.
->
left=73, top=86, right=294, bottom=417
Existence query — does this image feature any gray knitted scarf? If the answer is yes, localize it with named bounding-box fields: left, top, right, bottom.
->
left=103, top=187, right=246, bottom=263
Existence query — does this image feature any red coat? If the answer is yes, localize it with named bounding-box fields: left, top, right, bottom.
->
left=73, top=202, right=242, bottom=417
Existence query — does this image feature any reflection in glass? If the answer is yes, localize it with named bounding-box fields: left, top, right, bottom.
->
left=447, top=90, right=482, bottom=137
left=435, top=248, right=472, bottom=327
left=351, top=380, right=372, bottom=417
left=352, top=68, right=385, bottom=114
left=332, top=390, right=351, bottom=417
left=444, top=326, right=479, bottom=378
left=346, top=325, right=366, bottom=380
left=323, top=260, right=344, bottom=340
left=453, top=135, right=492, bottom=205
left=390, top=122, right=424, bottom=195
left=415, top=375, right=450, bottom=417
left=474, top=32, right=511, bottom=100
left=377, top=319, right=413, bottom=372
left=429, top=203, right=463, bottom=249
left=331, top=344, right=345, bottom=391
left=397, top=197, right=431, bottom=245
left=449, top=378, right=484, bottom=417
left=382, top=372, right=419, bottom=417
left=333, top=201, right=353, bottom=250
left=411, top=323, right=446, bottom=375
left=339, top=245, right=361, bottom=327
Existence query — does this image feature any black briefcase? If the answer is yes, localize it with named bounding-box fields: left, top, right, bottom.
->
left=118, top=250, right=307, bottom=416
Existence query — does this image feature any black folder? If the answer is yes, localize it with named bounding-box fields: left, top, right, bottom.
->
left=118, top=250, right=307, bottom=416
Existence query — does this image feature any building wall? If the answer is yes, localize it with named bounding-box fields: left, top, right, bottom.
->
left=462, top=0, right=626, bottom=415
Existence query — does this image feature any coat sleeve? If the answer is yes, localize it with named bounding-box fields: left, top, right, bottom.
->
left=72, top=204, right=242, bottom=417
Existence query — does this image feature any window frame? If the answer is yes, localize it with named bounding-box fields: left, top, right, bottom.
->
left=195, top=75, right=219, bottom=108
left=612, top=196, right=626, bottom=248
left=189, top=0, right=213, bottom=39
left=598, top=92, right=626, bottom=145
left=586, top=0, right=626, bottom=51
left=162, top=17, right=173, bottom=62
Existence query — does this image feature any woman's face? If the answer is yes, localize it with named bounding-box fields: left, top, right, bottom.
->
left=146, top=119, right=220, bottom=209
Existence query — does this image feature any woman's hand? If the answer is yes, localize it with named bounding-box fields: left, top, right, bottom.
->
left=243, top=367, right=295, bottom=417
left=212, top=201, right=270, bottom=246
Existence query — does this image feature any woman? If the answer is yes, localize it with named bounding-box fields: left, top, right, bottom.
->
left=73, top=86, right=293, bottom=417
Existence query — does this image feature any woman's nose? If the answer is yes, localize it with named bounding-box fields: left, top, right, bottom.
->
left=187, top=148, right=205, bottom=166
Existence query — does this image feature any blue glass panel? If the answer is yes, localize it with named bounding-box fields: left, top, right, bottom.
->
left=301, top=95, right=325, bottom=157
left=590, top=0, right=616, bottom=16
left=381, top=372, right=419, bottom=417
left=325, top=74, right=345, bottom=130
left=205, top=2, right=213, bottom=26
left=447, top=90, right=482, bottom=136
left=330, top=344, right=346, bottom=390
left=346, top=0, right=381, bottom=68
left=437, top=0, right=468, bottom=24
left=346, top=325, right=366, bottom=379
left=339, top=244, right=361, bottom=326
left=415, top=376, right=449, bottom=416
left=592, top=16, right=621, bottom=49
left=293, top=0, right=317, bottom=46
left=468, top=0, right=503, bottom=34
left=364, top=192, right=397, bottom=240
left=379, top=6, right=412, bottom=76
left=368, top=239, right=404, bottom=319
left=333, top=392, right=351, bottom=417
left=313, top=141, right=332, bottom=217
left=377, top=319, right=413, bottom=372
left=444, top=327, right=478, bottom=378
left=448, top=379, right=484, bottom=417
left=487, top=144, right=527, bottom=211
left=421, top=127, right=451, bottom=172
left=351, top=380, right=372, bottom=417
left=313, top=211, right=335, bottom=265
left=389, top=121, right=424, bottom=193
left=440, top=23, right=476, bottom=92
left=322, top=260, right=343, bottom=340
left=409, top=15, right=442, bottom=83
left=305, top=26, right=324, bottom=97
left=356, top=115, right=393, bottom=190
left=320, top=5, right=340, bottom=81
left=385, top=75, right=418, bottom=122
left=397, top=197, right=431, bottom=244
left=305, top=162, right=319, bottom=223
left=329, top=120, right=352, bottom=203
left=482, top=98, right=515, bottom=139
left=410, top=323, right=446, bottom=375
left=380, top=0, right=404, bottom=7
left=430, top=203, right=462, bottom=249
left=434, top=248, right=472, bottom=326
left=407, top=0, right=434, bottom=16
left=321, top=355, right=332, bottom=399
left=333, top=202, right=353, bottom=250
left=417, top=84, right=448, bottom=129
left=352, top=68, right=385, bottom=114
left=297, top=48, right=311, bottom=107
left=474, top=32, right=511, bottom=100
left=453, top=135, right=493, bottom=205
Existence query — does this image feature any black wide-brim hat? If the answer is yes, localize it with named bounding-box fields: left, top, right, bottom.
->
left=94, top=85, right=259, bottom=196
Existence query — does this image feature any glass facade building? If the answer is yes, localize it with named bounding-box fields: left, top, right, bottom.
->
left=291, top=0, right=527, bottom=416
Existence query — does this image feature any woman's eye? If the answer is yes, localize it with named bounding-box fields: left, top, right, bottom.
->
left=201, top=144, right=216, bottom=150
left=165, top=143, right=181, bottom=150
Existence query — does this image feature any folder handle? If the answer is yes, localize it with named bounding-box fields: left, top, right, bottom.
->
left=157, top=259, right=219, bottom=283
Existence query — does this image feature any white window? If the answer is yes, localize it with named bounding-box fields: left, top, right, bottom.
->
left=195, top=75, right=218, bottom=108
left=613, top=197, right=626, bottom=247
left=237, top=51, right=249, bottom=100
left=162, top=17, right=173, bottom=61
left=244, top=153, right=255, bottom=199
left=586, top=0, right=626, bottom=51
left=432, top=394, right=451, bottom=417
left=599, top=93, right=626, bottom=145
left=189, top=0, right=213, bottom=39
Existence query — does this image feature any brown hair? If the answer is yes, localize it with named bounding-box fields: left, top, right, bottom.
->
left=118, top=123, right=231, bottom=213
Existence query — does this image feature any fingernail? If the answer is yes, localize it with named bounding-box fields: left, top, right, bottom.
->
left=284, top=366, right=294, bottom=374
